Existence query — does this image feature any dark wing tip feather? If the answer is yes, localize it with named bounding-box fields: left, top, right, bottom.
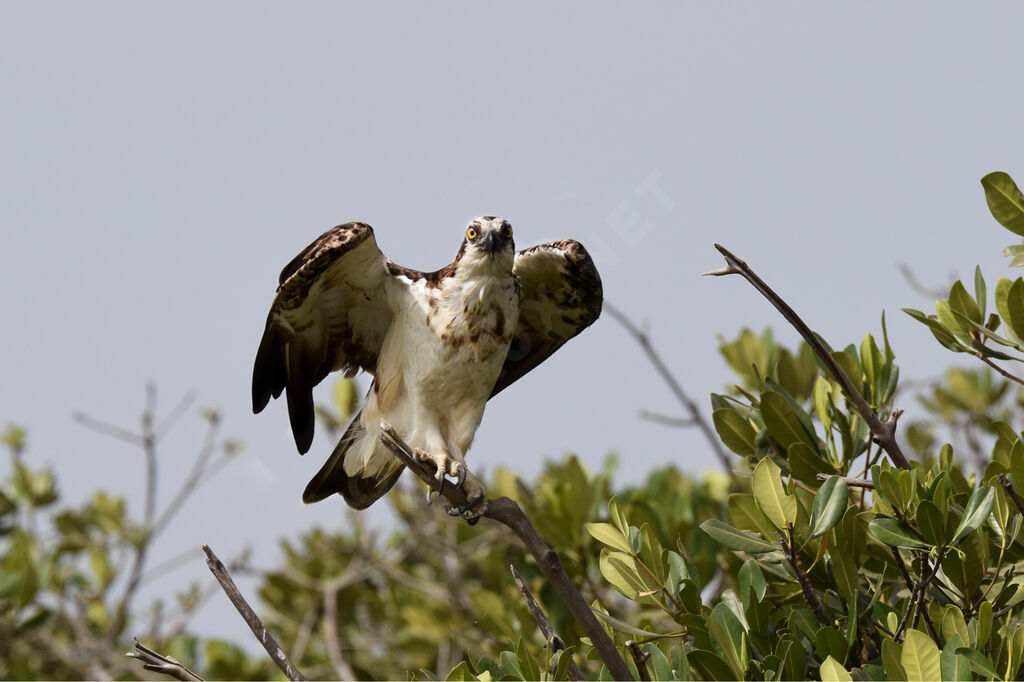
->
left=252, top=221, right=391, bottom=454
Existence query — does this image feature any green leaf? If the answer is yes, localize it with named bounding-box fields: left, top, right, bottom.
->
left=687, top=649, right=736, bottom=681
left=829, top=543, right=859, bottom=603
left=948, top=280, right=982, bottom=326
left=951, top=486, right=995, bottom=546
left=868, top=518, right=932, bottom=550
left=599, top=550, right=651, bottom=601
left=585, top=522, right=632, bottom=553
left=761, top=390, right=816, bottom=453
left=709, top=603, right=746, bottom=679
left=903, top=307, right=967, bottom=352
left=940, top=634, right=971, bottom=682
left=975, top=266, right=987, bottom=320
left=916, top=500, right=947, bottom=546
left=808, top=476, right=849, bottom=539
left=820, top=655, right=853, bottom=682
left=901, top=630, right=941, bottom=682
left=712, top=408, right=757, bottom=456
left=1005, top=279, right=1024, bottom=342
left=699, top=519, right=780, bottom=554
left=752, top=457, right=797, bottom=531
left=591, top=610, right=657, bottom=638
left=981, top=171, right=1024, bottom=236
left=882, top=638, right=907, bottom=681
left=642, top=643, right=673, bottom=682
left=956, top=647, right=999, bottom=679
left=445, top=661, right=479, bottom=681
left=738, top=559, right=767, bottom=608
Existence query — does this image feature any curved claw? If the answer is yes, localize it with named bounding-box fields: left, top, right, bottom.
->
left=456, top=462, right=467, bottom=489
left=426, top=488, right=436, bottom=505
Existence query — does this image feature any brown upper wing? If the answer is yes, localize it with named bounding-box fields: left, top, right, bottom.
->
left=490, top=240, right=603, bottom=397
left=252, top=222, right=396, bottom=453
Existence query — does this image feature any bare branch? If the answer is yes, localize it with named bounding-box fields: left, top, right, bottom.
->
left=127, top=638, right=204, bottom=682
left=155, top=391, right=198, bottom=440
left=897, top=262, right=952, bottom=300
left=72, top=412, right=144, bottom=446
left=604, top=303, right=731, bottom=471
left=511, top=565, right=584, bottom=681
left=706, top=244, right=912, bottom=470
left=638, top=410, right=696, bottom=428
left=625, top=641, right=651, bottom=681
left=785, top=524, right=828, bottom=626
left=816, top=473, right=875, bottom=489
left=379, top=421, right=634, bottom=681
left=151, top=416, right=221, bottom=539
left=998, top=474, right=1024, bottom=518
left=975, top=353, right=1024, bottom=388
left=203, top=544, right=308, bottom=681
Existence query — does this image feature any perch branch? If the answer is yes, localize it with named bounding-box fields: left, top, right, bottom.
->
left=705, top=244, right=912, bottom=470
left=379, top=421, right=633, bottom=681
left=202, top=544, right=307, bottom=681
left=511, top=564, right=584, bottom=681
left=126, top=638, right=203, bottom=682
left=605, top=303, right=731, bottom=470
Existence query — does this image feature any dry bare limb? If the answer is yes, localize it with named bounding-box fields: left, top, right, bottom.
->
left=202, top=544, right=308, bottom=681
left=816, top=473, right=875, bottom=489
left=127, top=638, right=204, bottom=682
left=379, top=421, right=634, bottom=681
left=510, top=564, right=585, bottom=681
left=705, top=244, right=912, bottom=470
left=604, top=302, right=731, bottom=470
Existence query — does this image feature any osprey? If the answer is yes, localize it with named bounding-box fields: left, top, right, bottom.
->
left=252, top=217, right=602, bottom=518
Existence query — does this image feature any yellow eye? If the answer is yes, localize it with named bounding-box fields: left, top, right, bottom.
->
left=501, top=224, right=513, bottom=239
left=467, top=226, right=478, bottom=240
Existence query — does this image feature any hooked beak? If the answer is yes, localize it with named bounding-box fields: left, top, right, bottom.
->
left=477, top=230, right=499, bottom=254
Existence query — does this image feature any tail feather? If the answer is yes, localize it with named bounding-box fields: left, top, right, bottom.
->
left=302, top=410, right=404, bottom=508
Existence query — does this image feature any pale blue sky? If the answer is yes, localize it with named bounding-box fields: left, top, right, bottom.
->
left=3, top=1, right=1023, bottom=651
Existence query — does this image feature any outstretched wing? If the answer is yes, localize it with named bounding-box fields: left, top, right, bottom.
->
left=490, top=240, right=603, bottom=397
left=252, top=222, right=394, bottom=453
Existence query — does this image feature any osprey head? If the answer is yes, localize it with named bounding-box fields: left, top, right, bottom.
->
left=461, top=216, right=515, bottom=270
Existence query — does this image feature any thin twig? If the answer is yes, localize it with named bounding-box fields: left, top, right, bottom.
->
left=625, top=641, right=651, bottom=681
left=511, top=565, right=585, bottom=681
left=379, top=421, right=634, bottom=681
left=999, top=474, right=1024, bottom=518
left=126, top=638, right=204, bottom=681
left=605, top=303, right=730, bottom=470
left=151, top=417, right=221, bottom=539
left=72, top=412, right=145, bottom=446
left=638, top=410, right=696, bottom=428
left=785, top=524, right=828, bottom=626
left=155, top=391, right=198, bottom=440
left=705, top=244, right=912, bottom=470
left=202, top=544, right=307, bottom=681
left=817, top=473, right=875, bottom=489
left=975, top=354, right=1024, bottom=388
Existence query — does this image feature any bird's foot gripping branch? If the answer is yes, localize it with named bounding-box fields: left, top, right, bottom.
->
left=378, top=420, right=636, bottom=681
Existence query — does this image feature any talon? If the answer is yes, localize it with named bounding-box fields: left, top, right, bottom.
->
left=426, top=488, right=436, bottom=505
left=445, top=505, right=462, bottom=517
left=456, top=463, right=467, bottom=489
